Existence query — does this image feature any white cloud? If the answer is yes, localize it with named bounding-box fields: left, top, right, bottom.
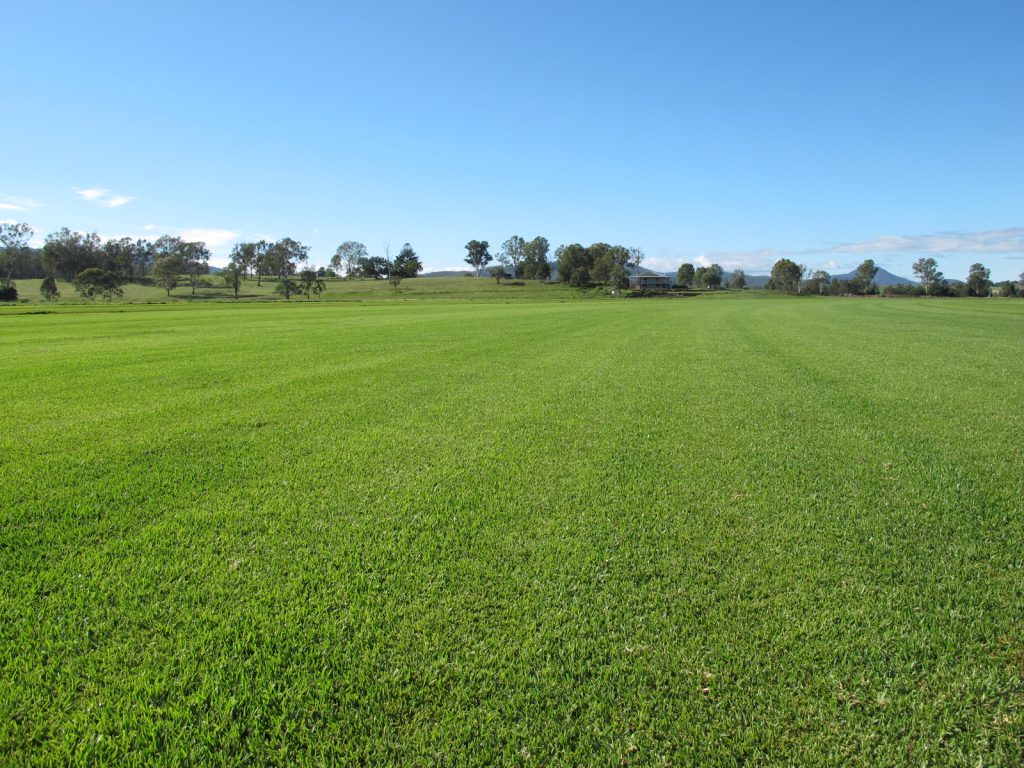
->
left=0, top=203, right=25, bottom=211
left=74, top=187, right=135, bottom=208
left=75, top=187, right=109, bottom=201
left=179, top=228, right=240, bottom=247
left=142, top=224, right=157, bottom=231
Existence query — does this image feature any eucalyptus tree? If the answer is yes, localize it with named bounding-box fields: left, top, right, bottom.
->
left=43, top=228, right=102, bottom=280
left=805, top=270, right=832, bottom=295
left=966, top=263, right=991, bottom=297
left=676, top=263, right=695, bottom=288
left=152, top=255, right=182, bottom=296
left=229, top=241, right=257, bottom=279
left=132, top=239, right=155, bottom=277
left=72, top=268, right=123, bottom=301
left=854, top=259, right=879, bottom=294
left=331, top=241, right=368, bottom=278
left=267, top=238, right=309, bottom=298
left=179, top=241, right=211, bottom=294
left=912, top=257, right=945, bottom=295
left=769, top=259, right=803, bottom=293
left=222, top=261, right=244, bottom=299
left=0, top=221, right=33, bottom=288
left=103, top=237, right=135, bottom=280
left=555, top=243, right=589, bottom=285
left=522, top=236, right=551, bottom=280
left=627, top=247, right=644, bottom=276
left=464, top=240, right=491, bottom=277
left=500, top=235, right=526, bottom=278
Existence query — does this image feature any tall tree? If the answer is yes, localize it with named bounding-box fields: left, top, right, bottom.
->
left=392, top=243, right=422, bottom=278
left=229, top=242, right=257, bottom=279
left=464, top=240, right=491, bottom=277
left=676, top=263, right=695, bottom=288
left=555, top=243, right=590, bottom=286
left=251, top=240, right=271, bottom=286
left=627, top=247, right=644, bottom=277
left=805, top=269, right=832, bottom=295
left=132, top=239, right=154, bottom=277
left=966, top=263, right=991, bottom=296
left=267, top=238, right=309, bottom=298
left=222, top=261, right=244, bottom=299
left=180, top=241, right=211, bottom=295
left=912, top=257, right=944, bottom=295
left=522, top=236, right=550, bottom=280
left=42, top=228, right=102, bottom=280
left=769, top=259, right=804, bottom=292
left=854, top=259, right=879, bottom=295
left=103, top=237, right=135, bottom=280
left=499, top=235, right=527, bottom=278
left=152, top=255, right=182, bottom=296
left=729, top=269, right=747, bottom=289
left=152, top=235, right=184, bottom=269
left=702, top=263, right=724, bottom=289
left=331, top=241, right=369, bottom=279
left=0, top=222, right=33, bottom=288
left=590, top=244, right=626, bottom=284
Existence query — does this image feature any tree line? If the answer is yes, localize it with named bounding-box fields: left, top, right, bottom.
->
left=2, top=221, right=1022, bottom=301
left=0, top=223, right=429, bottom=301
left=765, top=257, right=1016, bottom=297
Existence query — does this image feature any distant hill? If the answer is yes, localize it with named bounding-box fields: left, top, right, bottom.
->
left=832, top=267, right=914, bottom=286
left=720, top=267, right=914, bottom=288
left=421, top=270, right=477, bottom=278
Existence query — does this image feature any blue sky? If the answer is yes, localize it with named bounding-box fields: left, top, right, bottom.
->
left=3, top=0, right=1022, bottom=279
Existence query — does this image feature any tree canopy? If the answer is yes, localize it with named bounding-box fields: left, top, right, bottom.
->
left=912, top=257, right=945, bottom=295
left=464, top=240, right=492, bottom=277
left=769, top=259, right=803, bottom=293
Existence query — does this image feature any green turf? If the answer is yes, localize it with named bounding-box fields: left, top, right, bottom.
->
left=2, top=296, right=1023, bottom=765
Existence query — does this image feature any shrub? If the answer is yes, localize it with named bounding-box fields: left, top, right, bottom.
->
left=0, top=284, right=17, bottom=301
left=40, top=276, right=60, bottom=301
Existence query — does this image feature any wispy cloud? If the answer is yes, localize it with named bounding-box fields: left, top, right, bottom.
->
left=691, top=227, right=1024, bottom=271
left=74, top=187, right=135, bottom=207
left=0, top=195, right=42, bottom=212
left=814, top=228, right=1024, bottom=256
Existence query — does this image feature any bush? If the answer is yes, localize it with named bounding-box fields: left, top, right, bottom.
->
left=40, top=276, right=60, bottom=301
left=0, top=284, right=17, bottom=301
left=72, top=268, right=124, bottom=301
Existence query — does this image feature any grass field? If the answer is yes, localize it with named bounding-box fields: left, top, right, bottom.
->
left=3, top=296, right=1023, bottom=765
left=6, top=275, right=588, bottom=304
